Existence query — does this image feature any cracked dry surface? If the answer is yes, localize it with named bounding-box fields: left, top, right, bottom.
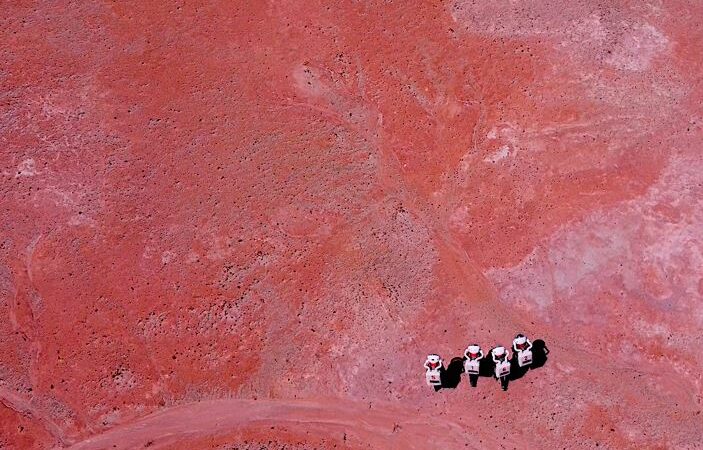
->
left=1, top=1, right=702, bottom=449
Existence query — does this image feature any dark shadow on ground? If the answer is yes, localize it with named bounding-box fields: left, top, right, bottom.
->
left=440, top=357, right=465, bottom=389
left=479, top=355, right=495, bottom=377
left=530, top=339, right=550, bottom=369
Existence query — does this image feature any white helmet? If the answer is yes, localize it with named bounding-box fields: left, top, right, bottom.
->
left=426, top=354, right=441, bottom=364
left=492, top=346, right=506, bottom=355
left=514, top=335, right=527, bottom=345
left=467, top=345, right=481, bottom=354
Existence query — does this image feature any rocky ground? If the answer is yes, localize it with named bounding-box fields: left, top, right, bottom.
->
left=1, top=1, right=702, bottom=448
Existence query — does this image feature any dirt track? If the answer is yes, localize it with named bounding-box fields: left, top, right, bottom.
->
left=65, top=398, right=508, bottom=450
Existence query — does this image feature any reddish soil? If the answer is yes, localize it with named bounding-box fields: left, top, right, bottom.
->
left=1, top=1, right=702, bottom=449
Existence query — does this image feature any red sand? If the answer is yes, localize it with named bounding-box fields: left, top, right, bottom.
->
left=2, top=1, right=702, bottom=449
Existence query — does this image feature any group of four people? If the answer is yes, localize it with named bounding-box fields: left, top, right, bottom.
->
left=424, top=334, right=534, bottom=391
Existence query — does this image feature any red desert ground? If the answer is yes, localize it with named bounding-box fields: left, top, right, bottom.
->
left=2, top=1, right=702, bottom=449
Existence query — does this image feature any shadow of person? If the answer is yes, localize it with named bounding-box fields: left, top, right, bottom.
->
left=530, top=339, right=550, bottom=369
left=440, top=357, right=465, bottom=389
left=479, top=354, right=494, bottom=378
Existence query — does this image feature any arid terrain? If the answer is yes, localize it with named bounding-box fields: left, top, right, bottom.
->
left=2, top=1, right=702, bottom=449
